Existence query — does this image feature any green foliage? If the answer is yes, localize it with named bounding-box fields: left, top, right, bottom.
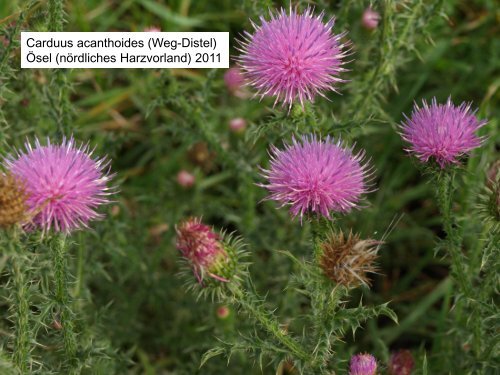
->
left=0, top=0, right=498, bottom=374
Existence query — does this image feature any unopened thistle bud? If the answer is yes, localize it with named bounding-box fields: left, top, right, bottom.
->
left=349, top=353, right=377, bottom=375
left=478, top=160, right=500, bottom=224
left=229, top=118, right=247, bottom=133
left=319, top=231, right=380, bottom=288
left=224, top=67, right=245, bottom=94
left=0, top=173, right=28, bottom=228
left=388, top=350, right=415, bottom=375
left=176, top=218, right=237, bottom=285
left=176, top=170, right=195, bottom=188
left=216, top=306, right=230, bottom=319
left=362, top=8, right=380, bottom=30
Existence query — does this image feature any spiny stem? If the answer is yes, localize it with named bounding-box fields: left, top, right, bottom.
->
left=9, top=229, right=31, bottom=373
left=48, top=0, right=65, bottom=32
left=434, top=170, right=471, bottom=297
left=50, top=234, right=78, bottom=371
left=47, top=0, right=72, bottom=137
left=229, top=283, right=311, bottom=364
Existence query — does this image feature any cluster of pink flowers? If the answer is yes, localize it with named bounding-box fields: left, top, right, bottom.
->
left=4, top=137, right=114, bottom=233
left=229, top=8, right=486, bottom=220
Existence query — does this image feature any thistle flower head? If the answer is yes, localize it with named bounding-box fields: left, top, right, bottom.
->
left=5, top=137, right=114, bottom=233
left=349, top=353, right=377, bottom=375
left=260, top=135, right=371, bottom=221
left=400, top=97, right=487, bottom=168
left=389, top=350, right=415, bottom=375
left=176, top=217, right=230, bottom=284
left=0, top=173, right=28, bottom=228
left=237, top=7, right=349, bottom=109
left=319, top=231, right=380, bottom=288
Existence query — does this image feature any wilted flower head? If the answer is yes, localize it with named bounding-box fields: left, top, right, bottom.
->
left=400, top=97, right=487, bottom=168
left=0, top=173, right=27, bottom=228
left=320, top=231, right=380, bottom=288
left=349, top=353, right=377, bottom=375
left=237, top=7, right=349, bottom=109
left=362, top=8, right=380, bottom=30
left=260, top=135, right=371, bottom=221
left=224, top=67, right=245, bottom=94
left=5, top=137, right=113, bottom=233
left=389, top=350, right=415, bottom=375
left=176, top=217, right=230, bottom=283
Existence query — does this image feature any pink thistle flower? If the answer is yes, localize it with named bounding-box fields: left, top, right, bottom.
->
left=389, top=350, right=415, bottom=375
left=176, top=170, right=195, bottom=188
left=5, top=137, right=113, bottom=233
left=229, top=117, right=247, bottom=133
left=260, top=135, right=371, bottom=221
left=362, top=8, right=380, bottom=30
left=400, top=97, right=487, bottom=168
left=349, top=353, right=377, bottom=375
left=224, top=67, right=245, bottom=93
left=175, top=217, right=229, bottom=283
left=237, top=7, right=349, bottom=109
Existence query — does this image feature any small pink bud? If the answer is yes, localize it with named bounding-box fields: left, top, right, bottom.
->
left=224, top=67, right=245, bottom=93
left=349, top=353, right=377, bottom=375
left=389, top=350, right=415, bottom=375
left=229, top=118, right=247, bottom=133
left=362, top=8, right=381, bottom=30
left=144, top=27, right=161, bottom=32
left=216, top=306, right=230, bottom=319
left=177, top=170, right=195, bottom=188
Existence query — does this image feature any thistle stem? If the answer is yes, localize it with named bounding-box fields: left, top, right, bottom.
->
left=434, top=170, right=471, bottom=297
left=9, top=230, right=31, bottom=373
left=229, top=284, right=311, bottom=364
left=50, top=234, right=78, bottom=371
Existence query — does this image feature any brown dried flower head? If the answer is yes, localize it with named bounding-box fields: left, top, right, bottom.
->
left=0, top=173, right=28, bottom=228
left=319, top=230, right=381, bottom=288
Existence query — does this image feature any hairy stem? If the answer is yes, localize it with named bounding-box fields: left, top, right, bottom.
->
left=434, top=170, right=471, bottom=296
left=47, top=0, right=72, bottom=137
left=229, top=283, right=312, bottom=365
left=9, top=230, right=31, bottom=373
left=50, top=234, right=78, bottom=371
